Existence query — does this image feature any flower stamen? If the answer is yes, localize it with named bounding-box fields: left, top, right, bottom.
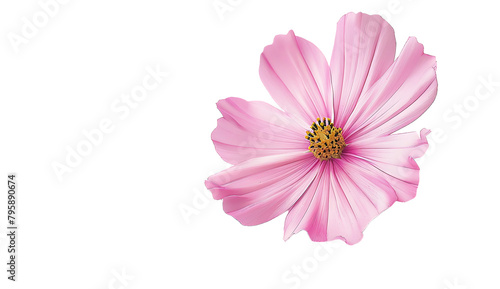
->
left=305, top=118, right=346, bottom=160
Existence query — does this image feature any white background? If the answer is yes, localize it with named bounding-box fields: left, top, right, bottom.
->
left=0, top=0, right=499, bottom=288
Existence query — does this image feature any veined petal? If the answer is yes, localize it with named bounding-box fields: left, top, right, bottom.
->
left=283, top=161, right=330, bottom=241
left=284, top=157, right=398, bottom=244
left=212, top=97, right=308, bottom=165
left=344, top=129, right=431, bottom=201
left=260, top=30, right=333, bottom=126
left=331, top=12, right=396, bottom=129
left=206, top=152, right=319, bottom=226
left=343, top=37, right=437, bottom=142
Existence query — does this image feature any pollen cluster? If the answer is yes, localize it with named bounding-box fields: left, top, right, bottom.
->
left=305, top=118, right=346, bottom=160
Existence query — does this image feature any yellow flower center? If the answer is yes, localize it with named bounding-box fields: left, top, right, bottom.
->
left=305, top=118, right=346, bottom=160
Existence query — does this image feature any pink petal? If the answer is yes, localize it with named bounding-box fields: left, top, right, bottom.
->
left=344, top=128, right=431, bottom=201
left=212, top=97, right=308, bottom=165
left=330, top=12, right=396, bottom=129
left=259, top=30, right=333, bottom=126
left=206, top=152, right=319, bottom=226
left=284, top=157, right=398, bottom=244
left=343, top=37, right=437, bottom=142
left=283, top=161, right=330, bottom=241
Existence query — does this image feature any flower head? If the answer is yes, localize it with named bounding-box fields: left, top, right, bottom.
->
left=206, top=12, right=437, bottom=244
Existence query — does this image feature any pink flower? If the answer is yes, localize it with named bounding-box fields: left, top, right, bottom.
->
left=206, top=12, right=437, bottom=244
